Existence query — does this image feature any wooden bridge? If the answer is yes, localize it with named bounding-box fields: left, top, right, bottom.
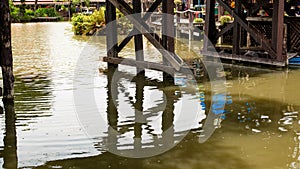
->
left=104, top=0, right=300, bottom=74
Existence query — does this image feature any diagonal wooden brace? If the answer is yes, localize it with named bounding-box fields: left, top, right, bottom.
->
left=109, top=0, right=183, bottom=71
left=216, top=0, right=278, bottom=59
left=117, top=0, right=163, bottom=52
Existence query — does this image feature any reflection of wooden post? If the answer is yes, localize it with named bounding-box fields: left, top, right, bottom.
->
left=3, top=102, right=17, bottom=169
left=189, top=11, right=194, bottom=41
left=134, top=75, right=144, bottom=149
left=106, top=68, right=118, bottom=151
left=0, top=1, right=14, bottom=101
left=162, top=88, right=175, bottom=145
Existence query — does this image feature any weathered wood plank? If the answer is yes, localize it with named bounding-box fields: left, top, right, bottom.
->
left=103, top=57, right=192, bottom=74
left=202, top=51, right=286, bottom=66
left=104, top=57, right=174, bottom=75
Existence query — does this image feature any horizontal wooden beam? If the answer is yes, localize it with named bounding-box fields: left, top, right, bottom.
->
left=202, top=51, right=286, bottom=66
left=103, top=57, right=193, bottom=74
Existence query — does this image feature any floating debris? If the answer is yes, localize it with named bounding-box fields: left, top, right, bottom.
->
left=261, top=115, right=269, bottom=119
left=251, top=128, right=261, bottom=133
left=284, top=111, right=299, bottom=116
left=278, top=127, right=288, bottom=132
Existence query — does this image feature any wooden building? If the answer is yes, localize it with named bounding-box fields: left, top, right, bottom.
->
left=204, top=0, right=300, bottom=66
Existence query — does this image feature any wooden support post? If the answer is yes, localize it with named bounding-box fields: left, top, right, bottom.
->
left=133, top=0, right=145, bottom=75
left=0, top=0, right=14, bottom=101
left=204, top=0, right=217, bottom=51
left=272, top=0, right=285, bottom=62
left=232, top=0, right=242, bottom=55
left=106, top=0, right=118, bottom=69
left=162, top=0, right=175, bottom=82
left=68, top=1, right=72, bottom=21
left=188, top=11, right=194, bottom=41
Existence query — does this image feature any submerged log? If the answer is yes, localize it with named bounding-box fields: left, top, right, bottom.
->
left=0, top=0, right=14, bottom=101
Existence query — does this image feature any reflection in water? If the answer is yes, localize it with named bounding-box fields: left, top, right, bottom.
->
left=4, top=22, right=300, bottom=169
left=2, top=103, right=17, bottom=169
left=101, top=68, right=200, bottom=158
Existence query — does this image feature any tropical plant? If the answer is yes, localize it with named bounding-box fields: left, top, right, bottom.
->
left=71, top=7, right=106, bottom=35
left=35, top=8, right=60, bottom=17
left=193, top=18, right=204, bottom=23
left=219, top=15, right=233, bottom=25
left=174, top=0, right=182, bottom=5
left=9, top=0, right=20, bottom=21
left=72, top=0, right=90, bottom=7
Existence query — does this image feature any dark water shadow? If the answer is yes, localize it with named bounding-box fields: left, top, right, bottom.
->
left=0, top=102, right=18, bottom=169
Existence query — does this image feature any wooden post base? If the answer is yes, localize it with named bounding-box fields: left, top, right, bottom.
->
left=2, top=66, right=14, bottom=101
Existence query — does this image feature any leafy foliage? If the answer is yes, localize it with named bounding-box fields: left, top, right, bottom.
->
left=174, top=0, right=182, bottom=5
left=193, top=18, right=204, bottom=23
left=35, top=8, right=60, bottom=17
left=219, top=15, right=233, bottom=26
left=71, top=7, right=106, bottom=35
left=72, top=0, right=90, bottom=7
left=9, top=0, right=61, bottom=22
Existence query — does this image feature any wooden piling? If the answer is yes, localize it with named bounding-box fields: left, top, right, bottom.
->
left=232, top=0, right=241, bottom=55
left=105, top=0, right=118, bottom=69
left=133, top=0, right=145, bottom=75
left=272, top=0, right=285, bottom=61
left=204, top=0, right=217, bottom=51
left=162, top=0, right=175, bottom=82
left=0, top=0, right=14, bottom=101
